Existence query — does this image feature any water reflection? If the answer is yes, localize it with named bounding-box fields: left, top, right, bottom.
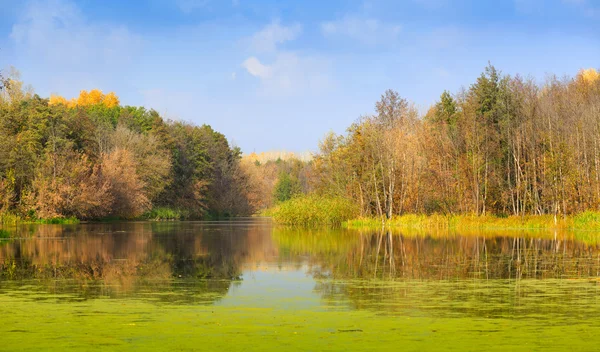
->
left=273, top=228, right=600, bottom=280
left=273, top=227, right=600, bottom=318
left=1, top=221, right=600, bottom=311
left=0, top=220, right=277, bottom=302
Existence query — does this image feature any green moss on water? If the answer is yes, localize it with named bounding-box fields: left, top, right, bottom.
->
left=1, top=279, right=600, bottom=351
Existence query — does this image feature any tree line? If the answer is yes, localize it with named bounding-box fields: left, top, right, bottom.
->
left=0, top=68, right=252, bottom=220
left=312, top=65, right=600, bottom=218
left=2, top=64, right=599, bottom=222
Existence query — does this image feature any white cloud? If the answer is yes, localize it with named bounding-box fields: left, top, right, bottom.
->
left=321, top=16, right=402, bottom=45
left=249, top=20, right=302, bottom=53
left=242, top=57, right=272, bottom=79
left=241, top=20, right=333, bottom=97
left=10, top=0, right=142, bottom=67
left=242, top=53, right=333, bottom=97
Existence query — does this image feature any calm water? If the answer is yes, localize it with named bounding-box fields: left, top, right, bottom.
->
left=1, top=219, right=600, bottom=351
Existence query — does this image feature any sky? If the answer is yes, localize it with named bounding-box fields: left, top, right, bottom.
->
left=0, top=0, right=599, bottom=153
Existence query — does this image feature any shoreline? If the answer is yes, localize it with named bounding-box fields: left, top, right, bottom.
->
left=343, top=212, right=600, bottom=232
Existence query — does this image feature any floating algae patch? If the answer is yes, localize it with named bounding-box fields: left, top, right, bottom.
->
left=2, top=285, right=600, bottom=352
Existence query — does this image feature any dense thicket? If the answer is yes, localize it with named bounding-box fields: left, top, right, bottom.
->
left=0, top=70, right=251, bottom=220
left=313, top=66, right=600, bottom=218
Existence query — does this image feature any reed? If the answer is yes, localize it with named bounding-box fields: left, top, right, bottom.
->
left=344, top=212, right=600, bottom=231
left=0, top=212, right=79, bottom=225
left=267, top=195, right=359, bottom=226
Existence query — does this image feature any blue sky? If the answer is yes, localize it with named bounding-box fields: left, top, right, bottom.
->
left=1, top=0, right=598, bottom=153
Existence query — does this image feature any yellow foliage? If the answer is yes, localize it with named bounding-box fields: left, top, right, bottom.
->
left=103, top=92, right=120, bottom=108
left=87, top=89, right=104, bottom=105
left=67, top=98, right=77, bottom=109
left=77, top=90, right=90, bottom=106
left=578, top=68, right=599, bottom=85
left=244, top=152, right=259, bottom=162
left=48, top=94, right=68, bottom=106
left=55, top=89, right=120, bottom=108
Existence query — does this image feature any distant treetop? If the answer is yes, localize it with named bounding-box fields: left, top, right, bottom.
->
left=49, top=89, right=120, bottom=108
left=578, top=68, right=599, bottom=85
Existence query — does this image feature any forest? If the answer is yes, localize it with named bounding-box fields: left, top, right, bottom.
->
left=1, top=65, right=599, bottom=223
left=311, top=65, right=600, bottom=219
left=0, top=68, right=257, bottom=221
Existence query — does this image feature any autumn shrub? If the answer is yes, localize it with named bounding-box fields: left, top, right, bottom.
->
left=100, top=148, right=150, bottom=219
left=30, top=153, right=112, bottom=220
left=110, top=125, right=171, bottom=201
left=268, top=194, right=359, bottom=226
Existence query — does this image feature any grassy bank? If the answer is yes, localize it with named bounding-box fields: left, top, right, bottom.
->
left=344, top=211, right=600, bottom=231
left=1, top=213, right=79, bottom=225
left=142, top=207, right=191, bottom=221
left=266, top=195, right=359, bottom=227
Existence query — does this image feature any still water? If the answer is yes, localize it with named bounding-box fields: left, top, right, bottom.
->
left=1, top=219, right=600, bottom=351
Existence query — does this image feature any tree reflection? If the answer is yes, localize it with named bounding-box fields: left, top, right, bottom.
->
left=0, top=221, right=275, bottom=303
left=272, top=227, right=600, bottom=317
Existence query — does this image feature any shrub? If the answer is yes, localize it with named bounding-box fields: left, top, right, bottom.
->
left=0, top=229, right=10, bottom=238
left=143, top=207, right=190, bottom=221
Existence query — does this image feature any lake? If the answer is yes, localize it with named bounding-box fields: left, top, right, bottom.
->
left=1, top=219, right=600, bottom=351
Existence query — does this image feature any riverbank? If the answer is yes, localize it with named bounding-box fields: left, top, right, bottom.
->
left=344, top=212, right=600, bottom=231
left=0, top=206, right=242, bottom=226
left=0, top=213, right=79, bottom=226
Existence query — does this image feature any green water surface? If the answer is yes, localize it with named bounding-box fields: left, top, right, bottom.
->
left=1, top=219, right=600, bottom=351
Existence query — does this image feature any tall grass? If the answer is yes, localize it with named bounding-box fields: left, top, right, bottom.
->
left=345, top=212, right=600, bottom=231
left=0, top=212, right=79, bottom=225
left=34, top=217, right=79, bottom=224
left=267, top=195, right=359, bottom=227
left=0, top=213, right=21, bottom=226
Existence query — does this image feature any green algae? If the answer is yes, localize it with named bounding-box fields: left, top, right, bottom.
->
left=2, top=278, right=600, bottom=351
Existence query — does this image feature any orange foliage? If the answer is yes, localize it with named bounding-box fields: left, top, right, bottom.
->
left=48, top=89, right=121, bottom=108
left=67, top=98, right=77, bottom=109
left=103, top=92, right=120, bottom=108
left=87, top=89, right=104, bottom=105
left=31, top=153, right=113, bottom=219
left=76, top=90, right=90, bottom=106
